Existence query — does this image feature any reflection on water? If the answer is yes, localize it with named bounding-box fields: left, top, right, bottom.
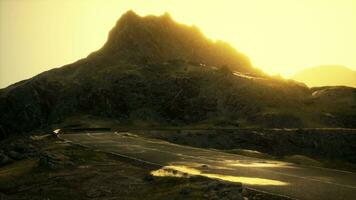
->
left=204, top=174, right=288, bottom=186
left=151, top=165, right=199, bottom=178
left=226, top=160, right=292, bottom=168
left=151, top=165, right=288, bottom=186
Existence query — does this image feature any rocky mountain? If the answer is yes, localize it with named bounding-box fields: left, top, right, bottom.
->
left=292, top=65, right=356, bottom=88
left=0, top=11, right=355, bottom=140
left=92, top=11, right=260, bottom=75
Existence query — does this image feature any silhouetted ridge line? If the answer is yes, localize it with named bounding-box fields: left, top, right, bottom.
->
left=93, top=10, right=258, bottom=74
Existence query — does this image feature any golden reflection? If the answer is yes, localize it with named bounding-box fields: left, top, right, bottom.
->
left=151, top=165, right=288, bottom=186
left=151, top=165, right=200, bottom=177
left=229, top=162, right=292, bottom=168
left=223, top=160, right=294, bottom=168
left=204, top=174, right=288, bottom=186
left=151, top=168, right=187, bottom=178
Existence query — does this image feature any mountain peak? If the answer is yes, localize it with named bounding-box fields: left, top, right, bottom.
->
left=94, top=10, right=258, bottom=74
left=292, top=65, right=356, bottom=88
left=123, top=9, right=139, bottom=17
left=116, top=10, right=140, bottom=25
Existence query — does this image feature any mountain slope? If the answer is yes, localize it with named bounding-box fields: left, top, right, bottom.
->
left=0, top=11, right=355, bottom=139
left=91, top=11, right=261, bottom=75
left=292, top=65, right=356, bottom=88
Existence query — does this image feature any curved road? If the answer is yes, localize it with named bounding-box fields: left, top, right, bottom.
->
left=60, top=132, right=356, bottom=200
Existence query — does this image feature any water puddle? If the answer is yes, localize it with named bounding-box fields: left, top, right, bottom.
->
left=151, top=165, right=288, bottom=186
left=226, top=160, right=293, bottom=168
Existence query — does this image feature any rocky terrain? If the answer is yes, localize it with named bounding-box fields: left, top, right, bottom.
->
left=0, top=10, right=355, bottom=200
left=0, top=130, right=292, bottom=200
left=1, top=11, right=355, bottom=141
left=0, top=11, right=356, bottom=139
left=136, top=128, right=356, bottom=171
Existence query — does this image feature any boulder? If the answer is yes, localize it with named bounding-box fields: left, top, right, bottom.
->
left=204, top=181, right=244, bottom=200
left=0, top=151, right=13, bottom=166
left=7, top=150, right=24, bottom=160
left=39, top=151, right=73, bottom=169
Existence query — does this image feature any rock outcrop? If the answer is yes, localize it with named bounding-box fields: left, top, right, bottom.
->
left=0, top=11, right=355, bottom=139
left=94, top=10, right=257, bottom=74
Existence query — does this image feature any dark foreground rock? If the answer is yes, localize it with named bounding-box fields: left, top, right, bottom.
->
left=0, top=151, right=12, bottom=167
left=38, top=151, right=73, bottom=170
left=204, top=181, right=244, bottom=200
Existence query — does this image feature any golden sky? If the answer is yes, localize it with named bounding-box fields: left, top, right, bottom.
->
left=1, top=0, right=355, bottom=88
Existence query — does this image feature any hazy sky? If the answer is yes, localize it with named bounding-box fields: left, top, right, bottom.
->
left=1, top=0, right=355, bottom=88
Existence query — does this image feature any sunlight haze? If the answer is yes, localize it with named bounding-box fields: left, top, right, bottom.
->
left=1, top=0, right=355, bottom=88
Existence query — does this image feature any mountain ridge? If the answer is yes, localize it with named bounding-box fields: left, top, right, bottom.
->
left=292, top=65, right=356, bottom=88
left=89, top=10, right=260, bottom=75
left=0, top=11, right=355, bottom=140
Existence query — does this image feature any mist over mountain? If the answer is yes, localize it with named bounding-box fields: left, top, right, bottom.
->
left=292, top=65, right=356, bottom=88
left=0, top=11, right=355, bottom=139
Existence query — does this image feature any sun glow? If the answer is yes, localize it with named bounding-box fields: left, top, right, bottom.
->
left=1, top=0, right=355, bottom=87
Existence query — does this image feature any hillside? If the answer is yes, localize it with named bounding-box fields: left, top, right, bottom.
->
left=292, top=65, right=356, bottom=88
left=0, top=11, right=355, bottom=139
left=92, top=11, right=261, bottom=75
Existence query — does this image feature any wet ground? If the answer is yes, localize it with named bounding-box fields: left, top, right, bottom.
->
left=60, top=132, right=356, bottom=200
left=1, top=135, right=248, bottom=200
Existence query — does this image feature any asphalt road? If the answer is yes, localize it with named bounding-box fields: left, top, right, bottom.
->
left=60, top=132, right=356, bottom=200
